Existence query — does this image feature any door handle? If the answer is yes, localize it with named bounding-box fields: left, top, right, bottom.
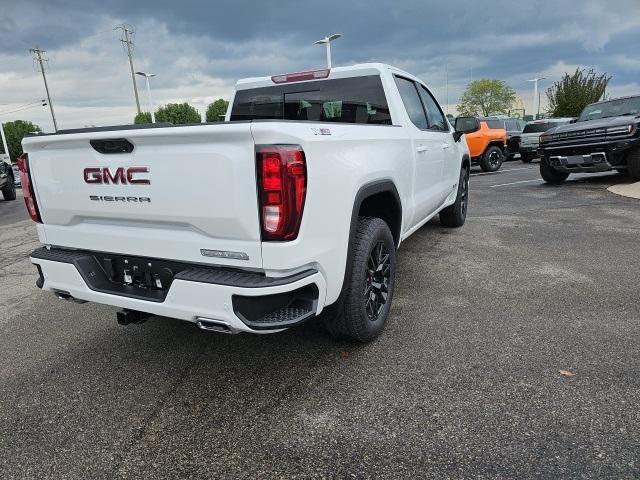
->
left=441, top=143, right=451, bottom=149
left=416, top=146, right=428, bottom=153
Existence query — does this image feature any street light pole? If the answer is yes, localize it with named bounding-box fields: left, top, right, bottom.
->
left=527, top=77, right=546, bottom=119
left=135, top=72, right=156, bottom=123
left=314, top=34, right=342, bottom=68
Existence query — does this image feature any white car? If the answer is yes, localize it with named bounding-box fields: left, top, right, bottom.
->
left=21, top=63, right=477, bottom=342
left=519, top=118, right=574, bottom=163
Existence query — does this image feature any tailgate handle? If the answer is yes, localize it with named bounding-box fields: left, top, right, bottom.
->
left=90, top=138, right=134, bottom=154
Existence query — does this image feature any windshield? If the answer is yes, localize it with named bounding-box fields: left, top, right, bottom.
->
left=523, top=121, right=570, bottom=133
left=578, top=96, right=640, bottom=122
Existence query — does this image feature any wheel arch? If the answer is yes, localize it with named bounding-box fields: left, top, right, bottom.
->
left=352, top=180, right=402, bottom=247
left=485, top=140, right=505, bottom=154
left=329, top=180, right=402, bottom=309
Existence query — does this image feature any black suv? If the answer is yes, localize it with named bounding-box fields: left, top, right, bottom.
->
left=537, top=95, right=640, bottom=183
left=0, top=157, right=17, bottom=201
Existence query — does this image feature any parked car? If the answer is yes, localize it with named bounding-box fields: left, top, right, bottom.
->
left=520, top=118, right=574, bottom=163
left=12, top=164, right=21, bottom=188
left=0, top=154, right=17, bottom=201
left=458, top=117, right=507, bottom=172
left=538, top=95, right=640, bottom=183
left=500, top=118, right=526, bottom=160
left=22, top=63, right=478, bottom=342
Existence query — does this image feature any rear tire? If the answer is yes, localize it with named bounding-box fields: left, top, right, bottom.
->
left=480, top=146, right=503, bottom=172
left=324, top=217, right=396, bottom=343
left=521, top=154, right=533, bottom=163
left=627, top=148, right=640, bottom=180
left=540, top=158, right=569, bottom=184
left=1, top=179, right=16, bottom=201
left=440, top=167, right=469, bottom=227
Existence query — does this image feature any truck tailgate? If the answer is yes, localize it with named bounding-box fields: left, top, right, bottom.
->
left=23, top=123, right=263, bottom=269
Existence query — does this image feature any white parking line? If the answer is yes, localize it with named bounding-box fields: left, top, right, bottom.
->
left=470, top=167, right=534, bottom=177
left=489, top=179, right=542, bottom=188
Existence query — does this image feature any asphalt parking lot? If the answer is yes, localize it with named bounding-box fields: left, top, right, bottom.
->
left=1, top=164, right=639, bottom=479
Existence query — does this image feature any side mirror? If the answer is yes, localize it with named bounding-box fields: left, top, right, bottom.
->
left=453, top=116, right=480, bottom=142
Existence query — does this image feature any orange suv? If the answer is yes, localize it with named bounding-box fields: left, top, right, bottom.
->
left=456, top=117, right=507, bottom=172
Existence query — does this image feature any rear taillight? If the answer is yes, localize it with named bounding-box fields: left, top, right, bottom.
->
left=256, top=145, right=306, bottom=241
left=16, top=153, right=42, bottom=223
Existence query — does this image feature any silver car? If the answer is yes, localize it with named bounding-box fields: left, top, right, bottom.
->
left=520, top=118, right=574, bottom=163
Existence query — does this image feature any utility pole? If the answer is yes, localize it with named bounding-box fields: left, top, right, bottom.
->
left=30, top=46, right=58, bottom=131
left=117, top=24, right=141, bottom=114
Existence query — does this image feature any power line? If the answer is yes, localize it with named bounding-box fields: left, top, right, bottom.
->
left=0, top=100, right=47, bottom=116
left=116, top=24, right=141, bottom=114
left=30, top=46, right=58, bottom=131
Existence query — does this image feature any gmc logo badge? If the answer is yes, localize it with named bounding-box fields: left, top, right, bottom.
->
left=84, top=167, right=150, bottom=185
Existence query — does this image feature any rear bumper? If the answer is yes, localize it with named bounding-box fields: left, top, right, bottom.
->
left=31, top=246, right=326, bottom=334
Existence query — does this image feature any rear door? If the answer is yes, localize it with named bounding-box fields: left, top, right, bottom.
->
left=416, top=84, right=458, bottom=197
left=23, top=123, right=263, bottom=269
left=394, top=76, right=445, bottom=226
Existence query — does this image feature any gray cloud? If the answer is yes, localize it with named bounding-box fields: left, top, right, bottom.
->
left=1, top=0, right=639, bottom=130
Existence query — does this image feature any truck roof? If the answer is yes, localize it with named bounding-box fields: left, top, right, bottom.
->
left=589, top=94, right=640, bottom=106
left=234, top=63, right=416, bottom=91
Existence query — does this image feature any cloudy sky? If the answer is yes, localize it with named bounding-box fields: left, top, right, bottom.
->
left=2, top=0, right=639, bottom=131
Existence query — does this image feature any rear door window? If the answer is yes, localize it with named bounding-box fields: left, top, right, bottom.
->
left=485, top=119, right=504, bottom=129
left=523, top=122, right=555, bottom=133
left=394, top=76, right=428, bottom=129
left=417, top=85, right=448, bottom=131
left=231, top=75, right=391, bottom=125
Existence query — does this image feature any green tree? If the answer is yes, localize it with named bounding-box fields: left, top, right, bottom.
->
left=134, top=112, right=152, bottom=124
left=546, top=68, right=611, bottom=118
left=1, top=120, right=41, bottom=162
left=457, top=79, right=516, bottom=117
left=206, top=99, right=229, bottom=122
left=155, top=103, right=201, bottom=124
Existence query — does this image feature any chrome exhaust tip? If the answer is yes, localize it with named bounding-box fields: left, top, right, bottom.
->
left=196, top=318, right=238, bottom=335
left=53, top=290, right=87, bottom=304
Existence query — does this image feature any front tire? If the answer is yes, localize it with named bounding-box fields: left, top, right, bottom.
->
left=440, top=167, right=469, bottom=227
left=540, top=158, right=569, bottom=184
left=1, top=178, right=16, bottom=201
left=521, top=154, right=534, bottom=163
left=324, top=217, right=396, bottom=342
left=480, top=146, right=503, bottom=172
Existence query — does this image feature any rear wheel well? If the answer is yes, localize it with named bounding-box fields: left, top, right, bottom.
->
left=485, top=141, right=505, bottom=153
left=357, top=190, right=401, bottom=247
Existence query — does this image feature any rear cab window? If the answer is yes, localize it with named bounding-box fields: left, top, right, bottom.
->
left=230, top=75, right=392, bottom=125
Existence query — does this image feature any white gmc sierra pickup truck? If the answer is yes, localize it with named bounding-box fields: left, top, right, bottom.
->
left=20, top=63, right=478, bottom=342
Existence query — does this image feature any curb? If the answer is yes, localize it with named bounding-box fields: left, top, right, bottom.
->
left=607, top=181, right=640, bottom=199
